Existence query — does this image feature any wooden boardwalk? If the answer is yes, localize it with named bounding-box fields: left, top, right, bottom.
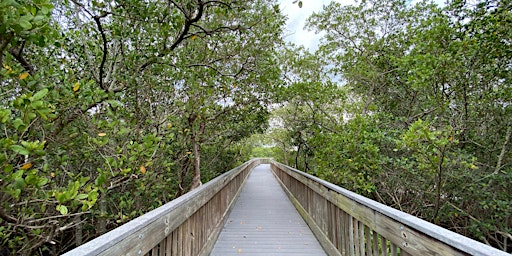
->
left=210, top=164, right=327, bottom=256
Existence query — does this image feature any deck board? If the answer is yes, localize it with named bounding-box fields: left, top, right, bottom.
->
left=210, top=164, right=327, bottom=256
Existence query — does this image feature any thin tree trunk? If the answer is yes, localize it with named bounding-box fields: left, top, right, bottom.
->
left=98, top=198, right=107, bottom=235
left=190, top=119, right=205, bottom=190
left=74, top=215, right=83, bottom=246
left=191, top=139, right=202, bottom=189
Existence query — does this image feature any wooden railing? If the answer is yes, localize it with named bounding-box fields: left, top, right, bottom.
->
left=63, top=159, right=268, bottom=256
left=270, top=161, right=509, bottom=256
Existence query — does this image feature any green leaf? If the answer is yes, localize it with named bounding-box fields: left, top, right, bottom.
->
left=18, top=15, right=32, bottom=30
left=25, top=173, right=38, bottom=186
left=14, top=177, right=26, bottom=190
left=56, top=205, right=68, bottom=215
left=30, top=100, right=44, bottom=108
left=19, top=20, right=32, bottom=30
left=33, top=15, right=46, bottom=23
left=37, top=178, right=48, bottom=188
left=31, top=88, right=48, bottom=101
left=55, top=192, right=69, bottom=203
left=10, top=145, right=30, bottom=155
left=76, top=194, right=88, bottom=200
left=3, top=164, right=13, bottom=174
left=0, top=109, right=11, bottom=123
left=13, top=118, right=25, bottom=131
left=88, top=190, right=98, bottom=202
left=95, top=173, right=107, bottom=187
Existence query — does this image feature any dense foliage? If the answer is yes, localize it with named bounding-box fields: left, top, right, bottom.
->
left=267, top=0, right=511, bottom=252
left=0, top=0, right=285, bottom=254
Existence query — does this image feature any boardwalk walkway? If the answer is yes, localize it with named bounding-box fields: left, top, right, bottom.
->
left=210, top=164, right=327, bottom=256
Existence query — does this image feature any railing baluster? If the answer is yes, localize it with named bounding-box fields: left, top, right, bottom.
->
left=365, top=225, right=372, bottom=256
left=165, top=232, right=172, bottom=255
left=354, top=218, right=361, bottom=256
left=359, top=221, right=365, bottom=256
left=390, top=243, right=397, bottom=256
left=372, top=227, right=379, bottom=255
left=336, top=208, right=342, bottom=251
left=381, top=236, right=388, bottom=256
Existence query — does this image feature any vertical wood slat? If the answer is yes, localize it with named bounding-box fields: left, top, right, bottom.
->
left=365, top=226, right=372, bottom=256
left=344, top=210, right=350, bottom=255
left=337, top=208, right=343, bottom=253
left=349, top=213, right=354, bottom=255
left=373, top=230, right=379, bottom=255
left=390, top=243, right=398, bottom=256
left=165, top=231, right=172, bottom=255
left=354, top=218, right=360, bottom=256
left=171, top=229, right=177, bottom=256
left=359, top=221, right=365, bottom=256
left=381, top=236, right=388, bottom=256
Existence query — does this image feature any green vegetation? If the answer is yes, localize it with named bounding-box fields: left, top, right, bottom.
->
left=1, top=0, right=285, bottom=254
left=268, top=0, right=511, bottom=252
left=1, top=0, right=510, bottom=254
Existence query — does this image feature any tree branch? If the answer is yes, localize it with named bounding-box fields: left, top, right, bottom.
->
left=140, top=1, right=206, bottom=71
left=0, top=208, right=18, bottom=223
left=8, top=46, right=35, bottom=75
left=494, top=125, right=511, bottom=175
left=93, top=15, right=109, bottom=91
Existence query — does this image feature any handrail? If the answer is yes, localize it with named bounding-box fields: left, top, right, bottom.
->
left=270, top=161, right=509, bottom=256
left=63, top=158, right=270, bottom=256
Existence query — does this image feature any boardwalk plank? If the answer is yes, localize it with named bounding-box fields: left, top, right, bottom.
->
left=210, top=164, right=327, bottom=256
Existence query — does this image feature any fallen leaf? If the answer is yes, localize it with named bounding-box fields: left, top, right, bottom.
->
left=21, top=162, right=32, bottom=170
left=140, top=165, right=146, bottom=174
left=73, top=82, right=80, bottom=92
left=19, top=72, right=29, bottom=80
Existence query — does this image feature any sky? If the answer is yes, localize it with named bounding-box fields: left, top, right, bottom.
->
left=278, top=0, right=446, bottom=51
left=278, top=0, right=353, bottom=51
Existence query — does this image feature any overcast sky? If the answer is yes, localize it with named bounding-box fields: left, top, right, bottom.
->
left=278, top=0, right=446, bottom=51
left=278, top=0, right=353, bottom=51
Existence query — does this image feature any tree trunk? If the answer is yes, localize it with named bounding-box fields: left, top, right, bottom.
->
left=74, top=215, right=83, bottom=246
left=98, top=198, right=107, bottom=235
left=190, top=139, right=202, bottom=189
left=190, top=117, right=205, bottom=190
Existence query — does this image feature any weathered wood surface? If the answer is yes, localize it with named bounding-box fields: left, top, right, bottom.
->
left=210, top=164, right=327, bottom=256
left=271, top=161, right=510, bottom=256
left=63, top=159, right=269, bottom=256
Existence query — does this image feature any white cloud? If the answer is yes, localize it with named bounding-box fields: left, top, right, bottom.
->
left=278, top=0, right=353, bottom=51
